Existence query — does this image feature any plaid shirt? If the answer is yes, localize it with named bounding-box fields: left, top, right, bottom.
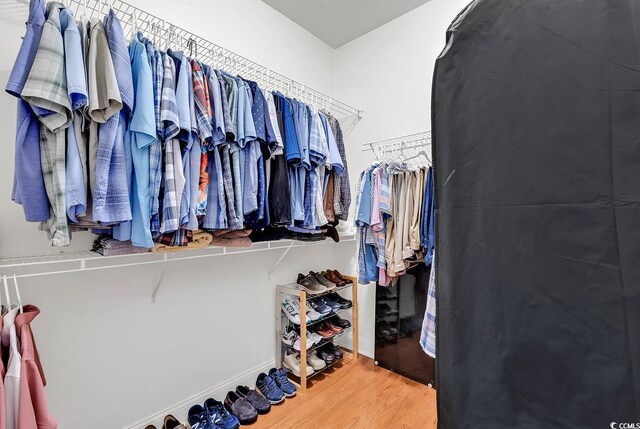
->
left=159, top=54, right=180, bottom=233
left=420, top=257, right=437, bottom=358
left=22, top=2, right=72, bottom=246
left=329, top=116, right=351, bottom=221
left=149, top=45, right=163, bottom=233
left=222, top=145, right=242, bottom=230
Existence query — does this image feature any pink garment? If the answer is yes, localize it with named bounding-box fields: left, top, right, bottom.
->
left=0, top=314, right=6, bottom=429
left=15, top=306, right=56, bottom=429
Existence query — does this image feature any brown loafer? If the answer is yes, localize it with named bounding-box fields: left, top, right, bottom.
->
left=333, top=269, right=353, bottom=284
left=326, top=320, right=344, bottom=333
left=326, top=270, right=346, bottom=286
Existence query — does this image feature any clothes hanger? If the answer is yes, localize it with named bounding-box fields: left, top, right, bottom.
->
left=3, top=275, right=11, bottom=311
left=12, top=275, right=23, bottom=314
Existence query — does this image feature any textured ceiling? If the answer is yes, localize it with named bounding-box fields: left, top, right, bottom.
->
left=262, top=0, right=432, bottom=48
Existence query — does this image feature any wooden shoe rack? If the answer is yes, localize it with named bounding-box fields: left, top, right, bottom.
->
left=275, top=275, right=358, bottom=391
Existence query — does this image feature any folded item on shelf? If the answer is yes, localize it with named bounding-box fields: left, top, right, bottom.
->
left=92, top=236, right=150, bottom=256
left=151, top=230, right=213, bottom=252
left=210, top=228, right=252, bottom=247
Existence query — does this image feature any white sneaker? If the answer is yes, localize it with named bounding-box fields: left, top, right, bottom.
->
left=283, top=350, right=314, bottom=377
left=306, top=306, right=322, bottom=321
left=307, top=350, right=327, bottom=371
left=282, top=326, right=314, bottom=351
left=282, top=296, right=310, bottom=325
left=306, top=329, right=323, bottom=345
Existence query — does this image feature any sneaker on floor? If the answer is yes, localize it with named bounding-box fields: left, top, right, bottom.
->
left=203, top=398, right=240, bottom=429
left=269, top=367, right=297, bottom=397
left=283, top=349, right=314, bottom=377
left=162, top=415, right=187, bottom=429
left=309, top=271, right=337, bottom=290
left=187, top=405, right=212, bottom=429
left=330, top=315, right=351, bottom=329
left=145, top=426, right=157, bottom=429
left=282, top=325, right=313, bottom=351
left=296, top=273, right=328, bottom=295
left=256, top=372, right=285, bottom=404
left=236, top=385, right=271, bottom=415
left=327, top=292, right=352, bottom=309
left=224, top=391, right=258, bottom=425
left=307, top=350, right=327, bottom=371
left=308, top=298, right=333, bottom=316
left=282, top=295, right=309, bottom=325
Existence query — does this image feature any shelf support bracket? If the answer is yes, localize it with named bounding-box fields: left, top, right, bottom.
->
left=267, top=241, right=295, bottom=279
left=151, top=254, right=170, bottom=303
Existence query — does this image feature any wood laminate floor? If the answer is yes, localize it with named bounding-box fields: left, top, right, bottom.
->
left=251, top=356, right=437, bottom=429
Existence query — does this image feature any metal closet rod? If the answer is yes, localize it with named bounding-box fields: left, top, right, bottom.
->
left=14, top=0, right=363, bottom=119
left=362, top=131, right=432, bottom=153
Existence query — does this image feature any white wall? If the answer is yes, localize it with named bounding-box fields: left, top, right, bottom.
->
left=0, top=0, right=470, bottom=427
left=0, top=1, right=349, bottom=428
left=333, top=0, right=472, bottom=361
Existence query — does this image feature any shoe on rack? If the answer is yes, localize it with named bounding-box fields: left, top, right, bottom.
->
left=326, top=320, right=344, bottom=334
left=309, top=271, right=337, bottom=290
left=306, top=305, right=322, bottom=321
left=256, top=372, right=285, bottom=404
left=330, top=315, right=351, bottom=329
left=187, top=405, right=211, bottom=429
left=269, top=367, right=297, bottom=398
left=282, top=325, right=313, bottom=351
left=162, top=415, right=187, bottom=429
left=317, top=345, right=336, bottom=364
left=297, top=273, right=328, bottom=295
left=203, top=398, right=240, bottom=429
left=332, top=270, right=353, bottom=284
left=283, top=349, right=314, bottom=377
left=313, top=322, right=336, bottom=339
left=319, top=296, right=342, bottom=311
left=377, top=303, right=399, bottom=317
left=324, top=342, right=344, bottom=360
left=325, top=270, right=346, bottom=286
left=327, top=293, right=352, bottom=309
left=236, top=385, right=272, bottom=415
left=307, top=350, right=327, bottom=371
left=306, top=329, right=323, bottom=344
left=308, top=298, right=333, bottom=316
left=224, top=391, right=258, bottom=425
left=282, top=295, right=310, bottom=325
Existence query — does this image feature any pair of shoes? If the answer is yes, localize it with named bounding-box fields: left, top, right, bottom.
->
left=297, top=273, right=328, bottom=295
left=327, top=292, right=352, bottom=309
left=377, top=303, right=399, bottom=318
left=145, top=415, right=187, bottom=429
left=307, top=350, right=327, bottom=370
left=282, top=325, right=314, bottom=351
left=308, top=296, right=339, bottom=316
left=257, top=368, right=297, bottom=403
left=188, top=399, right=239, bottom=429
left=326, top=270, right=353, bottom=286
left=235, top=385, right=271, bottom=414
left=283, top=349, right=314, bottom=377
left=224, top=391, right=258, bottom=425
left=316, top=343, right=343, bottom=365
left=312, top=320, right=343, bottom=338
left=282, top=295, right=311, bottom=324
left=309, top=271, right=337, bottom=290
left=330, top=315, right=351, bottom=329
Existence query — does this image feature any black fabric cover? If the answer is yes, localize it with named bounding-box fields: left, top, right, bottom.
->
left=433, top=1, right=640, bottom=428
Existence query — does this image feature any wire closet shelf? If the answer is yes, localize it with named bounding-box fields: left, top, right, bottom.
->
left=14, top=0, right=362, bottom=119
left=362, top=131, right=432, bottom=160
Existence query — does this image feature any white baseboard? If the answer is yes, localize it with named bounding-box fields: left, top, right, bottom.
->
left=123, top=359, right=276, bottom=429
left=335, top=333, right=374, bottom=358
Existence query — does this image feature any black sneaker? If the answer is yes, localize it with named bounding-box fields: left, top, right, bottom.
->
left=236, top=385, right=271, bottom=415
left=224, top=391, right=258, bottom=425
left=324, top=342, right=344, bottom=360
left=317, top=345, right=336, bottom=364
left=330, top=315, right=351, bottom=329
left=327, top=293, right=352, bottom=309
